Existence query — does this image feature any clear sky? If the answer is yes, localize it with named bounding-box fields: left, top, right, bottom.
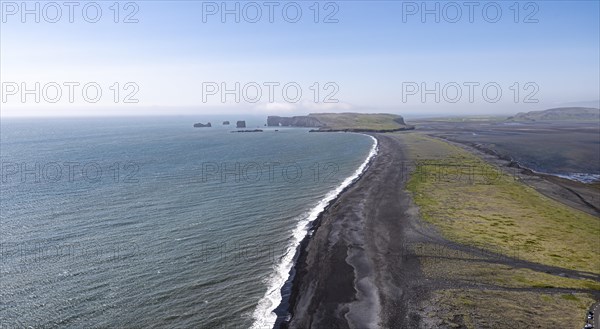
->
left=1, top=0, right=599, bottom=117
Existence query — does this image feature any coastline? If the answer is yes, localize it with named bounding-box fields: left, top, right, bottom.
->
left=266, top=131, right=598, bottom=328
left=309, top=126, right=415, bottom=133
left=276, top=135, right=380, bottom=329
left=275, top=134, right=598, bottom=329
left=251, top=134, right=379, bottom=329
left=280, top=134, right=428, bottom=328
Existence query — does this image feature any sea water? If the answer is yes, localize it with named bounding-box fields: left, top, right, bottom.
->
left=0, top=116, right=374, bottom=329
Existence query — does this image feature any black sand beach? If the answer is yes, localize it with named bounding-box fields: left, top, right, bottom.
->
left=282, top=134, right=429, bottom=328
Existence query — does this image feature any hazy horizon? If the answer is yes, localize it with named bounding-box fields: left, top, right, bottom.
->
left=2, top=1, right=599, bottom=117
left=2, top=101, right=600, bottom=119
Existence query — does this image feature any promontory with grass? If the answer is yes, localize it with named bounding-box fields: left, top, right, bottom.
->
left=267, top=112, right=414, bottom=132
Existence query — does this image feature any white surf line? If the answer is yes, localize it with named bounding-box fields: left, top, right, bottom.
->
left=250, top=135, right=379, bottom=329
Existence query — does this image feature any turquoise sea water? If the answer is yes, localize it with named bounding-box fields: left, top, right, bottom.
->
left=0, top=116, right=374, bottom=328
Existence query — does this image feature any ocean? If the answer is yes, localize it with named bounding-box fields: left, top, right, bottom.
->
left=0, top=116, right=375, bottom=329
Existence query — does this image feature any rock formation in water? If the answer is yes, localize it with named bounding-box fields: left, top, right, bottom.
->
left=193, top=122, right=212, bottom=128
left=236, top=121, right=246, bottom=128
left=223, top=121, right=230, bottom=125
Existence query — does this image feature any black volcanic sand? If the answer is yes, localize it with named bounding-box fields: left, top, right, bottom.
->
left=413, top=121, right=600, bottom=175
left=282, top=133, right=600, bottom=329
left=283, top=134, right=438, bottom=328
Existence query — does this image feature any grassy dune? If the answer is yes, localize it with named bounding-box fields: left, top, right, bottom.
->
left=402, top=133, right=600, bottom=274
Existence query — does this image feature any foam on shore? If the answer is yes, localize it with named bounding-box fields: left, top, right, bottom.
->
left=250, top=135, right=379, bottom=329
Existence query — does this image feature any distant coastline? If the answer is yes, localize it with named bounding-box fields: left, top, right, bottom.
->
left=267, top=113, right=415, bottom=132
left=308, top=127, right=414, bottom=133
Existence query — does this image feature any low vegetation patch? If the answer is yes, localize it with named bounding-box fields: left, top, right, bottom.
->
left=403, top=133, right=600, bottom=273
left=415, top=243, right=600, bottom=290
left=310, top=113, right=409, bottom=131
left=424, top=289, right=594, bottom=329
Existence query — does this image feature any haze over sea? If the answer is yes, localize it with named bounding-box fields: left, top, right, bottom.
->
left=0, top=116, right=375, bottom=328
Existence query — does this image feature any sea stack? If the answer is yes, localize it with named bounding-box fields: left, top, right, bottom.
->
left=193, top=122, right=212, bottom=128
left=223, top=121, right=230, bottom=125
left=236, top=121, right=246, bottom=128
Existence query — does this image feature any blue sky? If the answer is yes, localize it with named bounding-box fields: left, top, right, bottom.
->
left=1, top=0, right=599, bottom=116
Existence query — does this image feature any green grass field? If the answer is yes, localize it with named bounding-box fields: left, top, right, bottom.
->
left=309, top=113, right=408, bottom=131
left=427, top=289, right=594, bottom=329
left=416, top=243, right=600, bottom=290
left=398, top=132, right=599, bottom=328
left=402, top=133, right=600, bottom=274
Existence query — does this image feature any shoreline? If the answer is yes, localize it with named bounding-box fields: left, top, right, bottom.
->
left=280, top=133, right=428, bottom=328
left=250, top=134, right=379, bottom=329
left=276, top=135, right=380, bottom=329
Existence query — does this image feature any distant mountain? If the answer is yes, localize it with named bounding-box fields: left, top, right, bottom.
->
left=507, top=107, right=600, bottom=122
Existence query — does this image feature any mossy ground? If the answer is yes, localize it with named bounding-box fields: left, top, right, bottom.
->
left=402, top=133, right=600, bottom=274
left=310, top=113, right=406, bottom=130
left=426, top=289, right=594, bottom=329
left=396, top=132, right=599, bottom=328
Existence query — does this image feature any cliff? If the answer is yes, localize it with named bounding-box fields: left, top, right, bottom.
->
left=267, top=113, right=413, bottom=132
left=267, top=116, right=325, bottom=128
